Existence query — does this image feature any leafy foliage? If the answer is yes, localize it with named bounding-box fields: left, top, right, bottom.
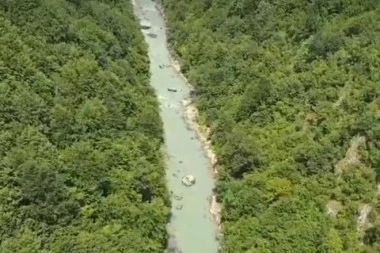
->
left=0, top=0, right=169, bottom=252
left=163, top=0, right=380, bottom=252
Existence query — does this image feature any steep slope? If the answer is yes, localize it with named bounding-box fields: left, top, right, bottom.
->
left=0, top=0, right=169, bottom=252
left=162, top=0, right=380, bottom=252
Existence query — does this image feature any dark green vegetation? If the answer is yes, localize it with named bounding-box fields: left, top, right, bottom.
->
left=0, top=0, right=169, bottom=252
left=163, top=0, right=380, bottom=252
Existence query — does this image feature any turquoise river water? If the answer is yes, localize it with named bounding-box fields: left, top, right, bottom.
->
left=132, top=0, right=219, bottom=252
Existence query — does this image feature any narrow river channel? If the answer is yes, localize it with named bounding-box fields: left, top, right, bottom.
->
left=132, top=0, right=219, bottom=252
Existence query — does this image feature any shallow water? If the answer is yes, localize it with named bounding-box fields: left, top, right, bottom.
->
left=132, top=1, right=219, bottom=252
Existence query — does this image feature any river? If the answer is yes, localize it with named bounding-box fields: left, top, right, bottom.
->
left=132, top=0, right=219, bottom=252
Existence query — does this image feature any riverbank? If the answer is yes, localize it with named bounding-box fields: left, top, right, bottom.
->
left=155, top=3, right=222, bottom=233
left=132, top=0, right=221, bottom=251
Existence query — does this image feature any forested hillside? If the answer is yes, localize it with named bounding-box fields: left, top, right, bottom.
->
left=0, top=0, right=169, bottom=252
left=163, top=0, right=380, bottom=252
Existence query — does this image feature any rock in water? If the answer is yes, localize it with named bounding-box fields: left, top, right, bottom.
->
left=174, top=194, right=183, bottom=200
left=181, top=175, right=196, bottom=186
left=140, top=20, right=151, bottom=29
left=167, top=88, right=178, bottom=92
left=168, top=236, right=182, bottom=253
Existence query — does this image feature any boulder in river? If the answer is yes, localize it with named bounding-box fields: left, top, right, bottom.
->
left=181, top=175, right=196, bottom=186
left=167, top=236, right=182, bottom=253
left=140, top=20, right=151, bottom=29
left=174, top=194, right=183, bottom=200
left=167, top=88, right=178, bottom=92
left=147, top=33, right=158, bottom=38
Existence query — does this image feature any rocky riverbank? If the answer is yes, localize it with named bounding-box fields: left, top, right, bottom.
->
left=153, top=0, right=222, bottom=234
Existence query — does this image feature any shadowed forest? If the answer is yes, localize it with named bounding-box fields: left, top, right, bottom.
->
left=162, top=0, right=380, bottom=252
left=0, top=0, right=170, bottom=252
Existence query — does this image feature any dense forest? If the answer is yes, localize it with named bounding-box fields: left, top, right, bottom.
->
left=0, top=0, right=170, bottom=252
left=163, top=0, right=380, bottom=252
